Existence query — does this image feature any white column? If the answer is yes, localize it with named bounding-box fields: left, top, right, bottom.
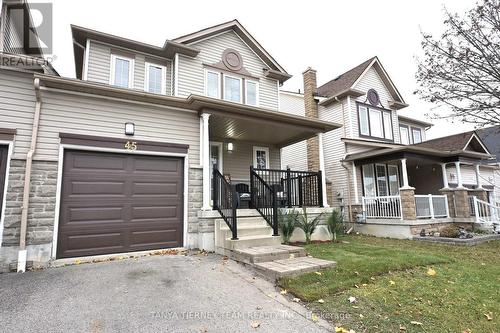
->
left=475, top=164, right=483, bottom=189
left=441, top=163, right=449, bottom=189
left=401, top=158, right=411, bottom=189
left=352, top=162, right=359, bottom=204
left=455, top=161, right=464, bottom=188
left=317, top=133, right=329, bottom=207
left=201, top=113, right=211, bottom=210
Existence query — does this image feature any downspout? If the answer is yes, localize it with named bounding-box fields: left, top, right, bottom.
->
left=17, top=77, right=42, bottom=273
left=335, top=96, right=353, bottom=223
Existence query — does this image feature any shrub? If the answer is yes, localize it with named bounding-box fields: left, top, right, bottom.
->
left=440, top=225, right=460, bottom=238
left=296, top=208, right=323, bottom=244
left=326, top=209, right=344, bottom=242
left=278, top=209, right=298, bottom=244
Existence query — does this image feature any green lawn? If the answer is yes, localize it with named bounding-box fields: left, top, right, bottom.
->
left=280, top=236, right=500, bottom=333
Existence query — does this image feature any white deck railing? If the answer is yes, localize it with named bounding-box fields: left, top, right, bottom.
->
left=415, top=194, right=449, bottom=219
left=362, top=195, right=402, bottom=219
left=472, top=197, right=500, bottom=232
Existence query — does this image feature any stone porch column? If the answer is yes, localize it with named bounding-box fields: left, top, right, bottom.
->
left=201, top=113, right=211, bottom=210
left=399, top=158, right=416, bottom=220
left=453, top=188, right=470, bottom=218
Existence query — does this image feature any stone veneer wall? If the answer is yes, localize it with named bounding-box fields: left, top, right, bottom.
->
left=400, top=188, right=417, bottom=220
left=0, top=160, right=58, bottom=272
left=187, top=167, right=205, bottom=249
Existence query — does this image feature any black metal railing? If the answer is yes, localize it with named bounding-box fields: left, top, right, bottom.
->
left=213, top=168, right=238, bottom=240
left=252, top=167, right=323, bottom=208
left=250, top=167, right=279, bottom=236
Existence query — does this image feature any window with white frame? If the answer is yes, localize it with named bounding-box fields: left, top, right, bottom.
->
left=245, top=80, right=258, bottom=106
left=362, top=164, right=400, bottom=197
left=224, top=75, right=242, bottom=103
left=400, top=125, right=410, bottom=144
left=145, top=62, right=166, bottom=94
left=205, top=70, right=220, bottom=98
left=358, top=103, right=393, bottom=141
left=253, top=146, right=270, bottom=169
left=412, top=128, right=422, bottom=143
left=110, top=54, right=134, bottom=88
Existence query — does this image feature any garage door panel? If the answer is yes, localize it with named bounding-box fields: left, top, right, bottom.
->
left=57, top=149, right=184, bottom=259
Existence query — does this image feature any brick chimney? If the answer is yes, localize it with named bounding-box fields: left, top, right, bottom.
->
left=303, top=67, right=320, bottom=171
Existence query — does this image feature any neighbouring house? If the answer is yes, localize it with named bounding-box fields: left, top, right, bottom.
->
left=280, top=57, right=499, bottom=238
left=0, top=16, right=340, bottom=272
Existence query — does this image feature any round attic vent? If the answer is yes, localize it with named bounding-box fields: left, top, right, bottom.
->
left=367, top=89, right=380, bottom=106
left=222, top=48, right=243, bottom=71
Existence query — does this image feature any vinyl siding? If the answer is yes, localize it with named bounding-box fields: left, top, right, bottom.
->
left=36, top=90, right=200, bottom=164
left=86, top=40, right=173, bottom=95
left=447, top=165, right=495, bottom=187
left=352, top=67, right=401, bottom=144
left=212, top=138, right=280, bottom=182
left=0, top=69, right=36, bottom=160
left=177, top=30, right=279, bottom=110
left=279, top=92, right=308, bottom=170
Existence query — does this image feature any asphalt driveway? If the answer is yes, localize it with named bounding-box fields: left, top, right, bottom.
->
left=0, top=252, right=330, bottom=332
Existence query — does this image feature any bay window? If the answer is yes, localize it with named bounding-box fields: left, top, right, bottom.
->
left=357, top=103, right=393, bottom=141
left=362, top=164, right=400, bottom=197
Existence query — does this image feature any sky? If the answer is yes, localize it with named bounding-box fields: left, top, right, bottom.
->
left=38, top=0, right=479, bottom=139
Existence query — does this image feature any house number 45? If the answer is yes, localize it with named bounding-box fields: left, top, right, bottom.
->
left=124, top=141, right=138, bottom=151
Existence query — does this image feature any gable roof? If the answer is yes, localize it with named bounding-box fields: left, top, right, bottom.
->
left=414, top=130, right=491, bottom=155
left=171, top=19, right=290, bottom=80
left=476, top=125, right=500, bottom=162
left=317, top=56, right=407, bottom=109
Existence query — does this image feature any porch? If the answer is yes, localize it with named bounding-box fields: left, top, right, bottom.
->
left=344, top=145, right=496, bottom=237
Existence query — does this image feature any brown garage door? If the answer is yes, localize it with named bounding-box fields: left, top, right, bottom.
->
left=57, top=150, right=184, bottom=259
left=0, top=145, right=8, bottom=217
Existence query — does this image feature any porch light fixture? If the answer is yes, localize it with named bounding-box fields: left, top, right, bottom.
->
left=125, top=122, right=135, bottom=136
left=227, top=142, right=234, bottom=152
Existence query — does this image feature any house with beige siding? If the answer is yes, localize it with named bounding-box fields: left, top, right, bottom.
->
left=280, top=57, right=499, bottom=238
left=0, top=17, right=340, bottom=273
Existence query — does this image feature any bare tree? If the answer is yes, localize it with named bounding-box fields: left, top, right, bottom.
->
left=416, top=0, right=500, bottom=126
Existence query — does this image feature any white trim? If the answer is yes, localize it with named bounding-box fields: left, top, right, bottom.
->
left=201, top=113, right=211, bottom=210
left=51, top=144, right=189, bottom=260
left=109, top=53, right=134, bottom=89
left=347, top=96, right=353, bottom=138
left=463, top=133, right=490, bottom=155
left=223, top=74, right=243, bottom=104
left=209, top=141, right=224, bottom=173
left=253, top=146, right=270, bottom=169
left=90, top=39, right=172, bottom=63
left=204, top=68, right=221, bottom=99
left=199, top=117, right=203, bottom=165
left=0, top=140, right=13, bottom=249
left=245, top=79, right=259, bottom=107
left=144, top=61, right=167, bottom=95
left=317, top=133, right=329, bottom=207
left=352, top=161, right=359, bottom=204
left=174, top=53, right=179, bottom=96
left=82, top=39, right=90, bottom=80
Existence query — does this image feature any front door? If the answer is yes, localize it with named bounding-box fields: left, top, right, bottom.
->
left=210, top=142, right=223, bottom=201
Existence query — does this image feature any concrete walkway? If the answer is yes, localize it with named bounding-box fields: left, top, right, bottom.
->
left=0, top=253, right=331, bottom=333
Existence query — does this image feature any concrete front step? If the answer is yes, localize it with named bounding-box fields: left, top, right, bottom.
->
left=225, top=235, right=281, bottom=250
left=217, top=217, right=269, bottom=228
left=253, top=256, right=337, bottom=280
left=233, top=245, right=307, bottom=264
left=220, top=225, right=273, bottom=239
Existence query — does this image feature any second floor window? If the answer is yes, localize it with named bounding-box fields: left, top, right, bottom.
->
left=400, top=126, right=410, bottom=144
left=111, top=54, right=134, bottom=88
left=224, top=75, right=242, bottom=103
left=412, top=128, right=422, bottom=143
left=245, top=80, right=258, bottom=106
left=145, top=63, right=166, bottom=94
left=358, top=104, right=393, bottom=141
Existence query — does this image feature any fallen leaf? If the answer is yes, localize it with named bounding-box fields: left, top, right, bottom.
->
left=75, top=260, right=81, bottom=265
left=314, top=271, right=322, bottom=276
left=348, top=296, right=357, bottom=303
left=354, top=284, right=359, bottom=288
left=370, top=277, right=375, bottom=281
left=317, top=299, right=325, bottom=303
left=311, top=313, right=319, bottom=322
left=250, top=321, right=261, bottom=329
left=280, top=289, right=287, bottom=295
left=484, top=312, right=493, bottom=321
left=292, top=297, right=301, bottom=303
left=359, top=314, right=364, bottom=318
left=410, top=321, right=423, bottom=326
left=389, top=280, right=396, bottom=285
left=427, top=268, right=436, bottom=276
left=399, top=325, right=407, bottom=331
left=256, top=306, right=262, bottom=310
left=354, top=271, right=359, bottom=275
